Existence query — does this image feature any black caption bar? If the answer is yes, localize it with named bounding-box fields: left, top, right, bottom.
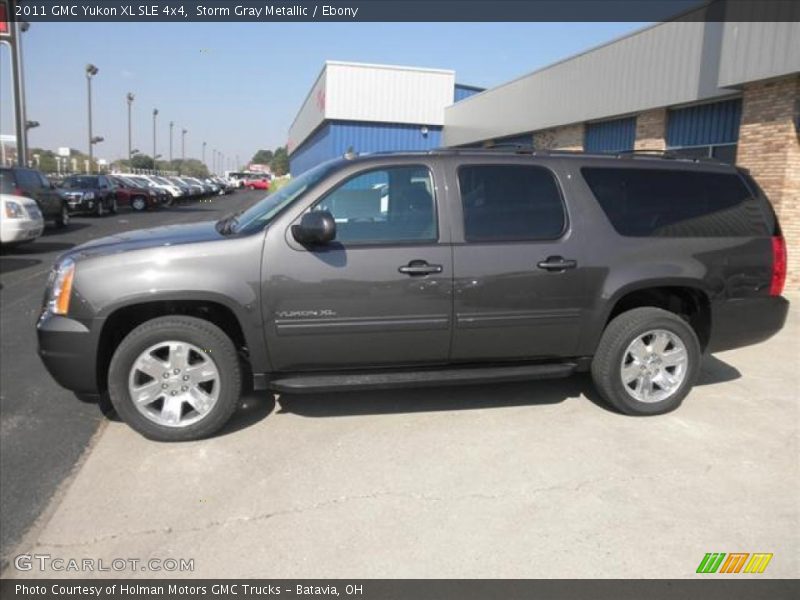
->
left=5, top=0, right=800, bottom=22
left=2, top=580, right=800, bottom=600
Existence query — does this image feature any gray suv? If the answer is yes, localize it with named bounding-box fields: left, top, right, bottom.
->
left=37, top=150, right=789, bottom=441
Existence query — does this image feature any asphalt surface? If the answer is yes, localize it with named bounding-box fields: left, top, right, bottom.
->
left=0, top=189, right=263, bottom=565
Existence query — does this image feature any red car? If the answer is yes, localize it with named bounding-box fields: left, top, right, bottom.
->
left=110, top=176, right=161, bottom=211
left=244, top=178, right=270, bottom=191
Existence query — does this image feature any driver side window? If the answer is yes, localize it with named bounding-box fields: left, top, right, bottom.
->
left=313, top=165, right=437, bottom=244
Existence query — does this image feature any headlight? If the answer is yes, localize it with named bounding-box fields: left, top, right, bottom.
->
left=83, top=192, right=95, bottom=200
left=3, top=200, right=25, bottom=219
left=48, top=258, right=76, bottom=315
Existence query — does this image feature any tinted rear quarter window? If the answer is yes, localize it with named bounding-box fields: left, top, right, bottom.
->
left=581, top=167, right=769, bottom=237
left=0, top=169, right=14, bottom=194
left=458, top=165, right=565, bottom=242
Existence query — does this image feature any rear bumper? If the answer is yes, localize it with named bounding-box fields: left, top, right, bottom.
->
left=1, top=218, right=44, bottom=243
left=37, top=313, right=102, bottom=394
left=707, top=296, right=789, bottom=353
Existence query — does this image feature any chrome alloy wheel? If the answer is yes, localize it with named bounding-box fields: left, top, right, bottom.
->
left=128, top=341, right=221, bottom=428
left=620, top=329, right=688, bottom=403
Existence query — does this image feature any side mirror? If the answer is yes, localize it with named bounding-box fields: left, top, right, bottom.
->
left=292, top=211, right=336, bottom=245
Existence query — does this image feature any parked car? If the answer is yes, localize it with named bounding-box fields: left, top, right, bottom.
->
left=60, top=174, right=117, bottom=216
left=109, top=176, right=160, bottom=211
left=0, top=193, right=44, bottom=245
left=161, top=176, right=191, bottom=199
left=131, top=174, right=181, bottom=205
left=176, top=177, right=204, bottom=198
left=37, top=150, right=789, bottom=441
left=243, top=177, right=269, bottom=191
left=0, top=166, right=69, bottom=228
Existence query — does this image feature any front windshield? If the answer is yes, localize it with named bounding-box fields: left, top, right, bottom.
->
left=64, top=176, right=98, bottom=189
left=232, top=160, right=341, bottom=235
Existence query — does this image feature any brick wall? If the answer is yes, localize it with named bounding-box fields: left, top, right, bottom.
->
left=533, top=124, right=584, bottom=151
left=634, top=108, right=667, bottom=151
left=737, top=75, right=800, bottom=290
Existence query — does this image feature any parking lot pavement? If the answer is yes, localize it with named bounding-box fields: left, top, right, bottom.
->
left=3, top=296, right=797, bottom=579
left=0, top=190, right=264, bottom=566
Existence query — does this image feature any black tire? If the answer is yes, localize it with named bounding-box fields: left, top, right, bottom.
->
left=591, top=307, right=701, bottom=416
left=131, top=196, right=147, bottom=212
left=108, top=316, right=242, bottom=441
left=55, top=204, right=70, bottom=228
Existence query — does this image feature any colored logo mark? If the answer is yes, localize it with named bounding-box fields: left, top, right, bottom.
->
left=696, top=552, right=773, bottom=574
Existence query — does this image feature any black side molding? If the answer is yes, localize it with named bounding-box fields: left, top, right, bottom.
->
left=268, top=362, right=577, bottom=394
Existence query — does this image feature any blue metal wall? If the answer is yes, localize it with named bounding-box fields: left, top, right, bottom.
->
left=584, top=117, right=636, bottom=153
left=290, top=121, right=443, bottom=175
left=667, top=98, right=742, bottom=147
left=454, top=84, right=484, bottom=103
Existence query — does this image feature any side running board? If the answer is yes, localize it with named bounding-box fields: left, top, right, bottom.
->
left=269, top=362, right=576, bottom=394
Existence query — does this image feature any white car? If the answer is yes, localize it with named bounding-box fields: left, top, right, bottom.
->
left=1, top=193, right=44, bottom=245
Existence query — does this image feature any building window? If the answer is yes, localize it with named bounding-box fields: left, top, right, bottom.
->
left=584, top=117, right=636, bottom=153
left=666, top=98, right=742, bottom=164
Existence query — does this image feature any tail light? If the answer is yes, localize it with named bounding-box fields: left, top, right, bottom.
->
left=770, top=236, right=787, bottom=296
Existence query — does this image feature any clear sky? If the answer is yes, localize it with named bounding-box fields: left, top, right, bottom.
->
left=1, top=21, right=648, bottom=166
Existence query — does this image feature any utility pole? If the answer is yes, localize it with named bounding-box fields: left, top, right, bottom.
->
left=8, top=14, right=30, bottom=166
left=169, top=121, right=174, bottom=162
left=181, top=128, right=187, bottom=163
left=85, top=64, right=99, bottom=172
left=152, top=108, right=158, bottom=170
left=202, top=141, right=207, bottom=166
left=126, top=92, right=135, bottom=162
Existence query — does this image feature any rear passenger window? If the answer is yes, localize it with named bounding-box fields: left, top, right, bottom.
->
left=581, top=168, right=768, bottom=237
left=313, top=166, right=437, bottom=244
left=458, top=165, right=566, bottom=242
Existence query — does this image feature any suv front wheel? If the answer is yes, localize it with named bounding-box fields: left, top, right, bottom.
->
left=591, top=307, right=701, bottom=415
left=108, top=316, right=242, bottom=441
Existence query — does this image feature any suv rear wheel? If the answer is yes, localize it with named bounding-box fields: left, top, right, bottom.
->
left=108, top=316, right=242, bottom=441
left=591, top=307, right=700, bottom=415
left=55, top=204, right=70, bottom=228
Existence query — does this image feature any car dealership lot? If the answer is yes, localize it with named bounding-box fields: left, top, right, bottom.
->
left=0, top=190, right=262, bottom=566
left=2, top=294, right=798, bottom=578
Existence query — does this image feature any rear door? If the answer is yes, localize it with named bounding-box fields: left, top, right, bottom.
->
left=448, top=159, right=594, bottom=362
left=261, top=160, right=454, bottom=372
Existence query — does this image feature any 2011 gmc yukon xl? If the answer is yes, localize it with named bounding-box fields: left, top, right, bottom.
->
left=36, top=149, right=789, bottom=441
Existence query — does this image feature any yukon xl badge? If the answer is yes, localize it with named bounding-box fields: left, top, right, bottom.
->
left=276, top=309, right=337, bottom=319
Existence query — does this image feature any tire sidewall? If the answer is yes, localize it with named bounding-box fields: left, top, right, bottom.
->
left=108, top=318, right=241, bottom=441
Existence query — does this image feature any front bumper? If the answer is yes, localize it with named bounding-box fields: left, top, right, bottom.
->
left=37, top=312, right=103, bottom=394
left=65, top=197, right=96, bottom=213
left=1, top=219, right=44, bottom=243
left=707, top=295, right=790, bottom=353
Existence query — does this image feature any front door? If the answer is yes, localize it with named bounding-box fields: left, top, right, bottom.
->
left=261, top=162, right=453, bottom=372
left=449, top=161, right=591, bottom=362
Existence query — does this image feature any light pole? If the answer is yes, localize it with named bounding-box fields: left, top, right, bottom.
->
left=212, top=148, right=216, bottom=174
left=126, top=92, right=134, bottom=162
left=181, top=128, right=187, bottom=163
left=169, top=121, right=174, bottom=163
left=152, top=108, right=158, bottom=171
left=202, top=141, right=207, bottom=166
left=85, top=64, right=99, bottom=172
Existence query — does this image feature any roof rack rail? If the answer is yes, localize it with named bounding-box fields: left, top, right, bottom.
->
left=615, top=149, right=727, bottom=164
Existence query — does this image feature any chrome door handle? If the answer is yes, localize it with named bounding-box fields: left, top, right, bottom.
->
left=399, top=261, right=443, bottom=276
left=537, top=256, right=577, bottom=271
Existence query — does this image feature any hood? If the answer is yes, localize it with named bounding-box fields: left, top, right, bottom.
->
left=67, top=220, right=225, bottom=259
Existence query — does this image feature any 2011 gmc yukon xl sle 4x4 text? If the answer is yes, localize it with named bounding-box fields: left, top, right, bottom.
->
left=37, top=149, right=789, bottom=441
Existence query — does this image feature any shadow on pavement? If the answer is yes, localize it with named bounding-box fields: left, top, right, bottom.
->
left=0, top=257, right=41, bottom=274
left=697, top=354, right=741, bottom=386
left=1, top=241, right=75, bottom=255
left=42, top=223, right=90, bottom=236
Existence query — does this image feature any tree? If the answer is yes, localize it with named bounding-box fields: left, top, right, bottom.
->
left=251, top=149, right=273, bottom=165
left=270, top=146, right=289, bottom=176
left=131, top=154, right=155, bottom=170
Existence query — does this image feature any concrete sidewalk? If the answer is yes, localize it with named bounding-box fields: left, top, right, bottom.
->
left=5, top=298, right=799, bottom=579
